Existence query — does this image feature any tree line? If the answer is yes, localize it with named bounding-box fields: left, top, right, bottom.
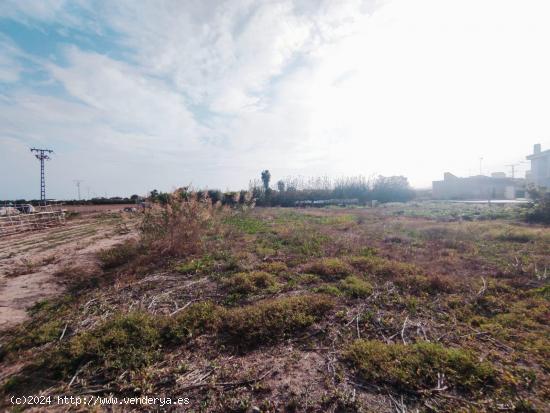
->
left=248, top=171, right=415, bottom=207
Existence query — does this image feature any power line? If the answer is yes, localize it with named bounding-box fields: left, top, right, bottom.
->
left=30, top=148, right=54, bottom=205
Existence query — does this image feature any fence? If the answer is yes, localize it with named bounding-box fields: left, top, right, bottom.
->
left=0, top=206, right=66, bottom=236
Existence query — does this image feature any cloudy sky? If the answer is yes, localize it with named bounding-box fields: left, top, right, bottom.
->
left=1, top=0, right=549, bottom=199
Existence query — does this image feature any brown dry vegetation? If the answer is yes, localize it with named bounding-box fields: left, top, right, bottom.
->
left=0, top=199, right=549, bottom=412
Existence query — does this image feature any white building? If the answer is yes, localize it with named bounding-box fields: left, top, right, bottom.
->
left=526, top=144, right=550, bottom=188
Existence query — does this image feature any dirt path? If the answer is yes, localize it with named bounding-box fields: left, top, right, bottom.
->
left=0, top=213, right=137, bottom=330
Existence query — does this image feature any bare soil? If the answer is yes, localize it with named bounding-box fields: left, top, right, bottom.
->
left=0, top=212, right=137, bottom=330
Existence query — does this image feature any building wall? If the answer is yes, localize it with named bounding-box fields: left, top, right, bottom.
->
left=531, top=156, right=550, bottom=188
left=432, top=175, right=522, bottom=200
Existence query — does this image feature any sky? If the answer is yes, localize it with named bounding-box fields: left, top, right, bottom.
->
left=1, top=0, right=550, bottom=199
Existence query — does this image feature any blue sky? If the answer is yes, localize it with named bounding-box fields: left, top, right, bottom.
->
left=1, top=0, right=550, bottom=199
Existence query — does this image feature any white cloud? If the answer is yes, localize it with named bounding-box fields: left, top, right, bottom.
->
left=47, top=46, right=204, bottom=150
left=0, top=36, right=24, bottom=83
left=1, top=0, right=550, bottom=199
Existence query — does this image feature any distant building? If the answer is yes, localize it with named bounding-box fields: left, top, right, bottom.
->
left=526, top=144, right=550, bottom=188
left=432, top=172, right=525, bottom=200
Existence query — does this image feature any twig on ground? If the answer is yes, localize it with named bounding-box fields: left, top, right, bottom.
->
left=401, top=316, right=409, bottom=345
left=59, top=323, right=68, bottom=341
left=169, top=299, right=199, bottom=316
left=477, top=276, right=487, bottom=296
left=179, top=368, right=274, bottom=391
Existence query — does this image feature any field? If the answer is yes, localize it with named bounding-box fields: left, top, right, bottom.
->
left=0, top=202, right=548, bottom=412
left=0, top=212, right=138, bottom=329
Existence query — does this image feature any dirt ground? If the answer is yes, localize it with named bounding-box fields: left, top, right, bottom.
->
left=0, top=212, right=137, bottom=330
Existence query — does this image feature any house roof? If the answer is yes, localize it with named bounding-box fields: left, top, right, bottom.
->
left=527, top=149, right=550, bottom=160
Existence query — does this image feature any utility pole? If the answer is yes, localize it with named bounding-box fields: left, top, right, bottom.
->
left=73, top=180, right=84, bottom=201
left=506, top=163, right=519, bottom=179
left=30, top=148, right=54, bottom=205
left=506, top=161, right=528, bottom=179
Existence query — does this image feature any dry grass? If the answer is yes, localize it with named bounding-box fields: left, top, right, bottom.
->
left=1, top=202, right=549, bottom=412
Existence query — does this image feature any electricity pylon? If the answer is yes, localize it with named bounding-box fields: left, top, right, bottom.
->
left=74, top=180, right=84, bottom=201
left=30, top=148, right=53, bottom=205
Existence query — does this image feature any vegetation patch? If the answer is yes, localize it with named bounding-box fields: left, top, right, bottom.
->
left=304, top=258, right=353, bottom=280
left=492, top=228, right=536, bottom=243
left=220, top=294, right=334, bottom=349
left=70, top=312, right=164, bottom=370
left=174, top=257, right=213, bottom=275
left=394, top=274, right=455, bottom=295
left=258, top=261, right=288, bottom=274
left=313, top=284, right=343, bottom=296
left=4, top=297, right=74, bottom=353
left=345, top=340, right=495, bottom=393
left=168, top=301, right=222, bottom=342
left=347, top=256, right=420, bottom=278
left=339, top=275, right=373, bottom=298
left=98, top=240, right=139, bottom=269
left=224, top=214, right=269, bottom=234
left=223, top=271, right=278, bottom=295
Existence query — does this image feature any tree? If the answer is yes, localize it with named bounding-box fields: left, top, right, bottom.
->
left=261, top=170, right=271, bottom=192
left=371, top=176, right=415, bottom=203
left=277, top=180, right=285, bottom=192
left=149, top=189, right=159, bottom=202
left=526, top=186, right=550, bottom=224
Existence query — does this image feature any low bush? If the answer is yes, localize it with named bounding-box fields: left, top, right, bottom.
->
left=167, top=301, right=222, bottom=342
left=339, top=276, right=373, bottom=298
left=67, top=312, right=164, bottom=372
left=141, top=190, right=224, bottom=259
left=38, top=312, right=166, bottom=379
left=6, top=319, right=65, bottom=352
left=348, top=256, right=420, bottom=278
left=220, top=294, right=334, bottom=349
left=525, top=187, right=550, bottom=224
left=4, top=298, right=74, bottom=353
left=97, top=240, right=139, bottom=269
left=258, top=261, right=288, bottom=274
left=304, top=258, right=353, bottom=280
left=493, top=228, right=535, bottom=243
left=223, top=271, right=278, bottom=295
left=313, top=284, right=343, bottom=296
left=395, top=275, right=455, bottom=295
left=345, top=340, right=495, bottom=393
left=174, top=257, right=213, bottom=275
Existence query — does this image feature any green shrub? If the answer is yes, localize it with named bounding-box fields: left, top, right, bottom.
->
left=4, top=298, right=74, bottom=353
left=224, top=271, right=278, bottom=295
left=97, top=240, right=139, bottom=269
left=345, top=340, right=495, bottom=392
left=174, top=258, right=212, bottom=274
left=294, top=273, right=320, bottom=285
left=532, top=285, right=550, bottom=300
left=347, top=256, right=419, bottom=278
left=259, top=261, right=289, bottom=274
left=167, top=301, right=222, bottom=341
left=6, top=319, right=65, bottom=352
left=313, top=284, right=343, bottom=296
left=339, top=276, right=373, bottom=298
left=220, top=294, right=334, bottom=348
left=45, top=312, right=165, bottom=377
left=305, top=258, right=353, bottom=280
left=525, top=187, right=550, bottom=224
